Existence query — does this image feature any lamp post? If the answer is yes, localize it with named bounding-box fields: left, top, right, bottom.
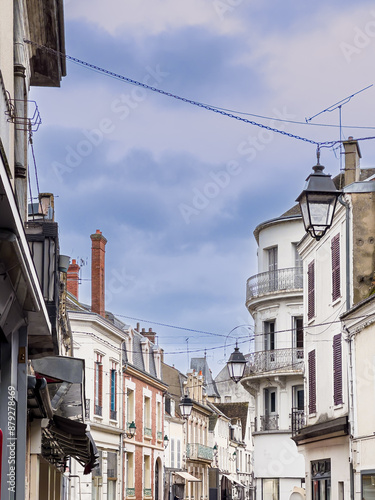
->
left=179, top=395, right=193, bottom=499
left=227, top=341, right=247, bottom=383
left=296, top=152, right=341, bottom=241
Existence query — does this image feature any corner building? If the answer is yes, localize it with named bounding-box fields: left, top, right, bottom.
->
left=242, top=206, right=306, bottom=500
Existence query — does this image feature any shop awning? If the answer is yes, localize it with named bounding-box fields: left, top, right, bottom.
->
left=175, top=471, right=201, bottom=482
left=28, top=356, right=99, bottom=473
left=222, top=475, right=245, bottom=488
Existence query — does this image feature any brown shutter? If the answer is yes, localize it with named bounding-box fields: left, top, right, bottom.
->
left=331, top=234, right=341, bottom=301
left=333, top=334, right=343, bottom=405
left=308, top=350, right=316, bottom=414
left=308, top=261, right=315, bottom=320
left=99, top=362, right=103, bottom=407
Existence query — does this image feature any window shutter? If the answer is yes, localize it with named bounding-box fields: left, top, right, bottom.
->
left=331, top=234, right=341, bottom=301
left=99, top=363, right=103, bottom=407
left=308, top=261, right=315, bottom=320
left=333, top=334, right=343, bottom=405
left=308, top=350, right=316, bottom=414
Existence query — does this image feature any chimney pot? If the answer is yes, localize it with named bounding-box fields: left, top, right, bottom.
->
left=136, top=323, right=140, bottom=331
left=149, top=328, right=153, bottom=333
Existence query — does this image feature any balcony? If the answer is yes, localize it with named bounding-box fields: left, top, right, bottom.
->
left=260, top=414, right=279, bottom=431
left=144, top=427, right=152, bottom=437
left=110, top=409, right=117, bottom=421
left=94, top=405, right=102, bottom=417
left=291, top=408, right=305, bottom=436
left=246, top=267, right=303, bottom=302
left=126, top=488, right=135, bottom=497
left=245, top=348, right=304, bottom=376
left=187, top=443, right=213, bottom=462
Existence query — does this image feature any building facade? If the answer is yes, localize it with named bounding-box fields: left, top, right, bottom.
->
left=241, top=207, right=306, bottom=499
left=293, top=138, right=375, bottom=500
left=67, top=231, right=166, bottom=500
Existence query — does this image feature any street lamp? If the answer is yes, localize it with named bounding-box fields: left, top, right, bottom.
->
left=227, top=341, right=247, bottom=383
left=164, top=435, right=169, bottom=449
left=296, top=153, right=341, bottom=241
left=125, top=421, right=136, bottom=439
left=179, top=394, right=193, bottom=419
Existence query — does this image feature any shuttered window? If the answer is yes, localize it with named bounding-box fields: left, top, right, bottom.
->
left=333, top=334, right=343, bottom=405
left=331, top=234, right=341, bottom=301
left=308, top=261, right=315, bottom=320
left=308, top=350, right=316, bottom=414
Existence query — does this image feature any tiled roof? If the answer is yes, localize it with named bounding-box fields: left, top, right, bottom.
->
left=214, top=402, right=249, bottom=440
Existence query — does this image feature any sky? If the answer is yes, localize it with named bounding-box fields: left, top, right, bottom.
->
left=30, top=0, right=375, bottom=377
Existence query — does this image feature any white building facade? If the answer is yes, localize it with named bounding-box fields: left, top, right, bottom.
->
left=242, top=209, right=306, bottom=500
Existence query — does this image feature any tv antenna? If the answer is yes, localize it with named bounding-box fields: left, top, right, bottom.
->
left=305, top=84, right=373, bottom=177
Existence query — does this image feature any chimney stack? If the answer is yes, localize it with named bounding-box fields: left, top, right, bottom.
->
left=141, top=327, right=157, bottom=344
left=67, top=259, right=80, bottom=299
left=91, top=230, right=107, bottom=317
left=344, top=136, right=361, bottom=187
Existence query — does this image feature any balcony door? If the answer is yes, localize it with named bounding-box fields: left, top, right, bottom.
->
left=264, top=321, right=276, bottom=367
left=263, top=388, right=278, bottom=430
left=267, top=246, right=278, bottom=292
left=293, top=317, right=304, bottom=360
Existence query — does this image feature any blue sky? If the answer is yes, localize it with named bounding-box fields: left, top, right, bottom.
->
left=30, top=0, right=375, bottom=376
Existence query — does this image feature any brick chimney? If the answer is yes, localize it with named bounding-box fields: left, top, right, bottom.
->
left=91, top=230, right=107, bottom=317
left=67, top=259, right=80, bottom=299
left=141, top=327, right=157, bottom=344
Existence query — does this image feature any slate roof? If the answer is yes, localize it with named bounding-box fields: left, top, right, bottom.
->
left=214, top=402, right=249, bottom=441
left=190, top=357, right=220, bottom=398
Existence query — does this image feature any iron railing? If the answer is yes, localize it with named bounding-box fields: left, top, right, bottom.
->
left=85, top=399, right=90, bottom=420
left=94, top=405, right=102, bottom=416
left=247, top=267, right=303, bottom=301
left=187, top=443, right=213, bottom=462
left=110, top=410, right=117, bottom=421
left=144, top=427, right=152, bottom=437
left=291, top=408, right=305, bottom=435
left=245, top=347, right=304, bottom=375
left=144, top=489, right=152, bottom=497
left=126, top=488, right=135, bottom=497
left=260, top=414, right=279, bottom=431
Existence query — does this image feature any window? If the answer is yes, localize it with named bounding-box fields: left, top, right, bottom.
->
left=308, top=261, right=315, bottom=320
left=293, top=386, right=304, bottom=411
left=331, top=234, right=341, bottom=301
left=264, top=321, right=275, bottom=351
left=110, top=365, right=117, bottom=420
left=262, top=478, right=279, bottom=500
left=171, top=438, right=175, bottom=468
left=333, top=334, right=343, bottom=405
left=92, top=450, right=103, bottom=500
left=157, top=401, right=162, bottom=437
left=107, top=452, right=117, bottom=500
left=94, top=354, right=103, bottom=416
left=144, top=455, right=151, bottom=496
left=293, top=317, right=304, bottom=357
left=144, top=396, right=151, bottom=436
left=267, top=247, right=278, bottom=292
left=263, top=388, right=278, bottom=431
left=126, top=452, right=134, bottom=496
left=177, top=439, right=181, bottom=468
left=308, top=350, right=316, bottom=414
left=361, top=471, right=375, bottom=500
left=311, top=460, right=331, bottom=500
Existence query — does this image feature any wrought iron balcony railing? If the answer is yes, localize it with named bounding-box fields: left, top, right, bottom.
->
left=144, top=488, right=152, bottom=497
left=260, top=414, right=279, bottom=431
left=247, top=267, right=303, bottom=301
left=245, top=347, right=304, bottom=375
left=126, top=488, right=135, bottom=497
left=94, top=405, right=102, bottom=416
left=187, top=443, right=214, bottom=462
left=85, top=399, right=90, bottom=420
left=291, top=408, right=305, bottom=436
left=110, top=410, right=117, bottom=421
left=144, top=427, right=152, bottom=437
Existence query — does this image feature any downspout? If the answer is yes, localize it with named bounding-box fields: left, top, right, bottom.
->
left=14, top=0, right=28, bottom=222
left=339, top=195, right=354, bottom=500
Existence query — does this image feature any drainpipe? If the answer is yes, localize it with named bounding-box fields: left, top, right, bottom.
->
left=68, top=475, right=82, bottom=500
left=339, top=194, right=354, bottom=499
left=14, top=0, right=28, bottom=222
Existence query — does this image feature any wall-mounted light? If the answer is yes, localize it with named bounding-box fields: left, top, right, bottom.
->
left=125, top=421, right=136, bottom=439
left=229, top=450, right=237, bottom=462
left=164, top=435, right=169, bottom=449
